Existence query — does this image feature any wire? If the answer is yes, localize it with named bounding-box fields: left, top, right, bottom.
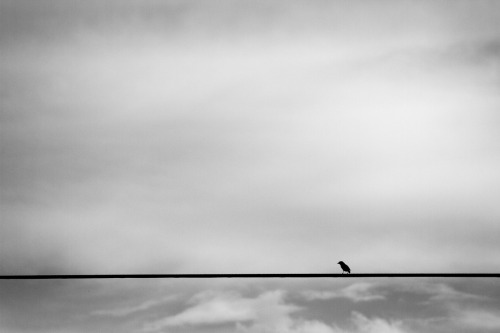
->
left=1, top=273, right=499, bottom=279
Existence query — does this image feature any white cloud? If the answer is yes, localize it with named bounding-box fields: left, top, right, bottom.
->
left=239, top=317, right=340, bottom=333
left=303, top=283, right=385, bottom=302
left=453, top=308, right=500, bottom=330
left=92, top=295, right=177, bottom=317
left=143, top=289, right=411, bottom=333
left=238, top=310, right=409, bottom=333
left=389, top=281, right=488, bottom=304
left=349, top=312, right=407, bottom=333
left=413, top=306, right=500, bottom=332
left=143, top=290, right=298, bottom=331
left=427, top=283, right=487, bottom=303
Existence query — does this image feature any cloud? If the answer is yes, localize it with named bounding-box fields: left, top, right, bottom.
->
left=7, top=278, right=494, bottom=333
left=414, top=305, right=500, bottom=332
left=348, top=312, right=407, bottom=333
left=239, top=317, right=340, bottom=333
left=455, top=308, right=500, bottom=330
left=387, top=281, right=489, bottom=304
left=238, top=310, right=409, bottom=333
left=2, top=0, right=500, bottom=278
left=302, top=283, right=385, bottom=302
left=143, top=290, right=298, bottom=330
left=426, top=283, right=487, bottom=303
left=92, top=295, right=177, bottom=317
left=143, top=288, right=411, bottom=333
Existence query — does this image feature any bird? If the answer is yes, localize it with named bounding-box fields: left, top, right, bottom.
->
left=338, top=261, right=351, bottom=274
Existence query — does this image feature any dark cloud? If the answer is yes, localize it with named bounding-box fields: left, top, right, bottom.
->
left=2, top=279, right=498, bottom=332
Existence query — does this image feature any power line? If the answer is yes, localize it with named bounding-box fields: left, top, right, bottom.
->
left=1, top=273, right=499, bottom=279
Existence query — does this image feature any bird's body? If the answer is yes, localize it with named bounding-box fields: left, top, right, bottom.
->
left=338, top=261, right=351, bottom=274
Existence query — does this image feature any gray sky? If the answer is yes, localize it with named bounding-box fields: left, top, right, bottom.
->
left=1, top=0, right=500, bottom=331
left=2, top=0, right=500, bottom=274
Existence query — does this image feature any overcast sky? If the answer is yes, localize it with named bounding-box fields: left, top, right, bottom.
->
left=1, top=0, right=500, bottom=332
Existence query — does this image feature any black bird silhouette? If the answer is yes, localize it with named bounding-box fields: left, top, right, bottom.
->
left=338, top=261, right=351, bottom=274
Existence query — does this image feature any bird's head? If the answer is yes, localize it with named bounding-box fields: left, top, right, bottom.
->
left=337, top=261, right=344, bottom=264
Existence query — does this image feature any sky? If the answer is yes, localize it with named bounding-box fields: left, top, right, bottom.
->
left=1, top=0, right=500, bottom=332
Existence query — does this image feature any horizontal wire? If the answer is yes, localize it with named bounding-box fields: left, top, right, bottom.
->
left=1, top=273, right=499, bottom=279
